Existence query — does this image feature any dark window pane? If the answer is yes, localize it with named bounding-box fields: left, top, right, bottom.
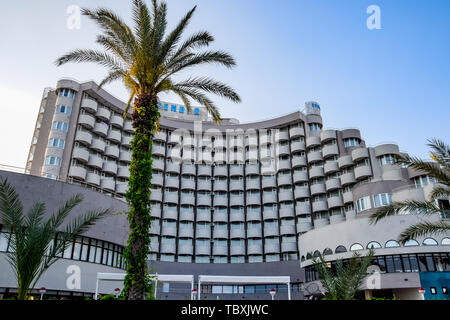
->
left=409, top=255, right=419, bottom=272
left=385, top=256, right=395, bottom=273
left=402, top=256, right=412, bottom=272
left=377, top=257, right=386, bottom=272
left=426, top=255, right=436, bottom=271
left=393, top=255, right=403, bottom=272
left=418, top=255, right=428, bottom=272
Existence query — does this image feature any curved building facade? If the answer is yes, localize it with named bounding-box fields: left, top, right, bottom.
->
left=12, top=78, right=449, bottom=300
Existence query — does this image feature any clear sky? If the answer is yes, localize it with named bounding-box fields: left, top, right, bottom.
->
left=0, top=0, right=449, bottom=168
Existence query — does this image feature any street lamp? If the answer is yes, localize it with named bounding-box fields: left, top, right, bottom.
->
left=269, top=288, right=276, bottom=300
left=418, top=287, right=426, bottom=299
left=39, top=287, right=46, bottom=301
left=191, top=288, right=198, bottom=300
left=114, top=288, right=121, bottom=299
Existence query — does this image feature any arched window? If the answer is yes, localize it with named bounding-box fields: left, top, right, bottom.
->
left=323, top=248, right=333, bottom=256
left=301, top=255, right=306, bottom=262
left=404, top=240, right=419, bottom=247
left=423, top=238, right=438, bottom=246
left=350, top=243, right=363, bottom=251
left=335, top=245, right=347, bottom=253
left=442, top=238, right=450, bottom=246
left=385, top=240, right=400, bottom=248
left=306, top=253, right=312, bottom=260
left=313, top=250, right=320, bottom=258
left=366, top=241, right=381, bottom=249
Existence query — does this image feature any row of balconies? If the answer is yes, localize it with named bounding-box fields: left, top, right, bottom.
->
left=151, top=241, right=298, bottom=256
left=81, top=99, right=134, bottom=132
left=72, top=149, right=131, bottom=168
left=75, top=130, right=133, bottom=152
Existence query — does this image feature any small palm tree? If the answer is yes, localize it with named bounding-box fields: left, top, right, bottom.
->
left=55, top=0, right=240, bottom=300
left=311, top=249, right=375, bottom=300
left=0, top=178, right=111, bottom=300
left=370, top=138, right=450, bottom=243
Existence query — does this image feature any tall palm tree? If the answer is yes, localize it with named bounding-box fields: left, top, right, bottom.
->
left=0, top=178, right=111, bottom=300
left=55, top=0, right=241, bottom=299
left=311, top=249, right=375, bottom=300
left=370, top=138, right=450, bottom=243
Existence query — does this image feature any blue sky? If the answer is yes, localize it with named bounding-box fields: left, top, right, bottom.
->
left=0, top=0, right=449, bottom=167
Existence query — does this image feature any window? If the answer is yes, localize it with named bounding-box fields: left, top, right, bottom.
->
left=385, top=240, right=400, bottom=248
left=55, top=105, right=71, bottom=115
left=52, top=121, right=68, bottom=132
left=356, top=196, right=372, bottom=212
left=350, top=243, right=363, bottom=251
left=442, top=238, right=450, bottom=246
left=373, top=193, right=392, bottom=208
left=378, top=154, right=397, bottom=166
left=430, top=287, right=437, bottom=295
left=404, top=240, right=419, bottom=247
left=309, top=123, right=321, bottom=131
left=423, top=238, right=438, bottom=246
left=45, top=156, right=61, bottom=166
left=344, top=138, right=360, bottom=148
left=323, top=248, right=333, bottom=255
left=335, top=245, right=347, bottom=253
left=48, top=138, right=65, bottom=149
left=367, top=241, right=382, bottom=249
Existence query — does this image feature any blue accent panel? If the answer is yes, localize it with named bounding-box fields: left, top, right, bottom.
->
left=194, top=108, right=200, bottom=115
left=419, top=272, right=450, bottom=300
left=164, top=104, right=168, bottom=111
left=179, top=106, right=185, bottom=113
left=171, top=105, right=177, bottom=112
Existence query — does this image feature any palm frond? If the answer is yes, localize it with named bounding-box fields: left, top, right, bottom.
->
left=429, top=185, right=450, bottom=201
left=0, top=178, right=24, bottom=229
left=174, top=77, right=241, bottom=103
left=55, top=49, right=126, bottom=73
left=398, top=221, right=450, bottom=243
left=170, top=87, right=221, bottom=123
left=396, top=154, right=450, bottom=187
left=370, top=200, right=441, bottom=224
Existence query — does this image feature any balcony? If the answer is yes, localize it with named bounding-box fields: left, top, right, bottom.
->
left=340, top=172, right=356, bottom=186
left=306, top=136, right=321, bottom=148
left=264, top=227, right=279, bottom=237
left=151, top=206, right=161, bottom=218
left=196, top=228, right=211, bottom=239
left=229, top=165, right=244, bottom=177
left=230, top=229, right=245, bottom=239
left=90, top=137, right=106, bottom=153
left=162, top=209, right=178, bottom=220
left=117, top=167, right=130, bottom=179
left=263, top=210, right=278, bottom=220
left=307, top=151, right=322, bottom=163
left=327, top=196, right=344, bottom=209
left=180, top=195, right=195, bottom=206
left=310, top=183, right=326, bottom=195
left=289, top=126, right=304, bottom=138
left=119, top=150, right=132, bottom=163
left=309, top=167, right=324, bottom=179
left=164, top=193, right=179, bottom=204
left=123, top=120, right=133, bottom=133
left=178, top=245, right=194, bottom=255
left=247, top=228, right=262, bottom=238
left=93, top=122, right=108, bottom=137
left=213, top=212, right=228, bottom=223
left=293, top=171, right=308, bottom=183
left=87, top=154, right=102, bottom=169
left=179, top=211, right=195, bottom=222
left=100, top=179, right=115, bottom=191
left=150, top=190, right=163, bottom=202
left=165, top=176, right=179, bottom=189
left=230, top=246, right=245, bottom=256
left=181, top=179, right=195, bottom=190
left=338, top=155, right=354, bottom=169
left=68, top=166, right=87, bottom=180
left=295, top=203, right=311, bottom=215
left=81, top=98, right=98, bottom=113
left=166, top=162, right=180, bottom=174
left=86, top=172, right=101, bottom=186
left=294, top=187, right=309, bottom=199
left=229, top=180, right=244, bottom=191
left=312, top=200, right=328, bottom=212
left=264, top=243, right=280, bottom=254
left=102, top=162, right=118, bottom=175
left=246, top=178, right=260, bottom=190
left=290, top=141, right=306, bottom=153
left=296, top=221, right=312, bottom=233
left=181, top=164, right=196, bottom=175
left=195, top=245, right=211, bottom=255
left=154, top=131, right=167, bottom=142
left=104, top=145, right=120, bottom=159
left=152, top=145, right=166, bottom=157
left=197, top=196, right=211, bottom=207
left=278, top=191, right=294, bottom=202
left=213, top=165, right=228, bottom=177
left=245, top=135, right=258, bottom=147
left=78, top=114, right=95, bottom=129
left=281, top=241, right=297, bottom=252
left=230, top=196, right=244, bottom=207
left=324, top=161, right=339, bottom=174
left=343, top=191, right=353, bottom=204
left=161, top=226, right=177, bottom=237
left=213, top=181, right=228, bottom=192
left=262, top=193, right=277, bottom=204
left=325, top=178, right=341, bottom=191
left=247, top=245, right=263, bottom=255
left=75, top=131, right=92, bottom=145
left=213, top=246, right=228, bottom=256
left=320, top=130, right=336, bottom=142
left=261, top=176, right=276, bottom=188
left=246, top=195, right=261, bottom=206
left=279, top=208, right=295, bottom=219
left=152, top=159, right=164, bottom=171
left=72, top=147, right=89, bottom=163
left=245, top=164, right=259, bottom=176
left=95, top=106, right=111, bottom=121
left=277, top=160, right=291, bottom=171
left=115, top=183, right=128, bottom=195
left=213, top=229, right=228, bottom=239
left=121, top=135, right=132, bottom=147
left=110, top=115, right=124, bottom=128
left=276, top=144, right=291, bottom=157
left=198, top=165, right=212, bottom=176
left=322, top=144, right=339, bottom=158
left=246, top=211, right=261, bottom=222
left=351, top=148, right=369, bottom=162
left=354, top=165, right=372, bottom=180
left=230, top=212, right=245, bottom=223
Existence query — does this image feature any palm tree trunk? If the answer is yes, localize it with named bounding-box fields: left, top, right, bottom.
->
left=123, top=93, right=159, bottom=300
